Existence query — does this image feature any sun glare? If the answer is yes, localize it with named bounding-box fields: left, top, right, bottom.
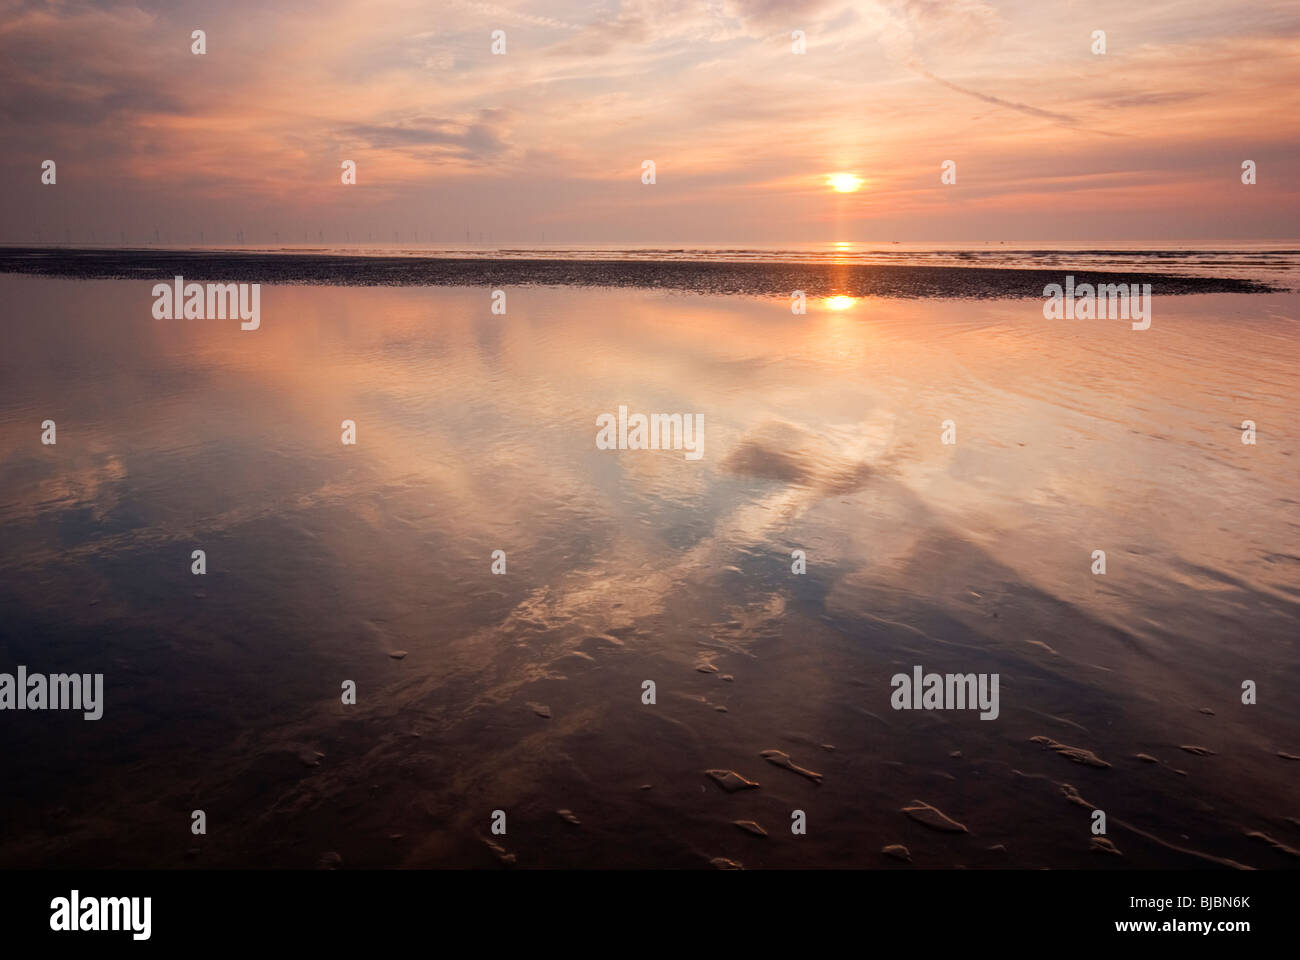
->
left=827, top=173, right=864, bottom=193
left=823, top=296, right=857, bottom=310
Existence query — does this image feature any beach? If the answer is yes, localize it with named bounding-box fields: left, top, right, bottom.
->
left=0, top=260, right=1297, bottom=869
left=0, top=246, right=1283, bottom=296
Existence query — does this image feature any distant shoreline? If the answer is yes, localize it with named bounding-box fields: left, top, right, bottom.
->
left=0, top=247, right=1282, bottom=298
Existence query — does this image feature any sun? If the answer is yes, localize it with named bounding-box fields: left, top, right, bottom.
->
left=826, top=173, right=864, bottom=193
left=823, top=296, right=857, bottom=310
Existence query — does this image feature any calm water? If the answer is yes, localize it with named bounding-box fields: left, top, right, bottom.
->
left=0, top=274, right=1297, bottom=868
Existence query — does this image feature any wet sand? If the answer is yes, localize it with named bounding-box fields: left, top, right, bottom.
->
left=0, top=273, right=1297, bottom=869
left=0, top=247, right=1281, bottom=297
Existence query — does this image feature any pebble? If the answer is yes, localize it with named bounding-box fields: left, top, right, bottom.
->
left=1030, top=735, right=1111, bottom=768
left=1245, top=831, right=1300, bottom=857
left=903, top=800, right=968, bottom=833
left=759, top=749, right=823, bottom=783
left=1090, top=837, right=1122, bottom=855
left=482, top=838, right=516, bottom=865
left=706, top=769, right=760, bottom=792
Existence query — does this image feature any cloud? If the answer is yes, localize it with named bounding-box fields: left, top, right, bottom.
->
left=914, top=67, right=1080, bottom=125
left=545, top=8, right=653, bottom=57
left=450, top=0, right=581, bottom=31
left=722, top=420, right=879, bottom=495
left=1, top=0, right=1298, bottom=240
left=722, top=0, right=843, bottom=31
left=0, top=3, right=181, bottom=131
left=343, top=109, right=513, bottom=160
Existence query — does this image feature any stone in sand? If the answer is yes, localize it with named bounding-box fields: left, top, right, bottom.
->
left=950, top=750, right=963, bottom=758
left=760, top=749, right=823, bottom=784
left=1090, top=836, right=1122, bottom=855
left=389, top=650, right=407, bottom=660
left=1134, top=753, right=1159, bottom=763
left=697, top=663, right=719, bottom=674
left=709, top=857, right=744, bottom=870
left=882, top=844, right=911, bottom=862
left=1245, top=831, right=1300, bottom=858
left=482, top=837, right=516, bottom=865
left=557, top=809, right=581, bottom=825
left=903, top=800, right=967, bottom=833
left=528, top=702, right=552, bottom=719
left=1030, top=735, right=1111, bottom=768
left=720, top=674, right=734, bottom=682
left=1279, top=752, right=1300, bottom=761
left=706, top=769, right=760, bottom=792
left=317, top=851, right=343, bottom=870
left=734, top=820, right=768, bottom=837
left=1060, top=784, right=1093, bottom=809
left=639, top=784, right=653, bottom=790
left=1178, top=744, right=1215, bottom=756
left=1198, top=707, right=1214, bottom=715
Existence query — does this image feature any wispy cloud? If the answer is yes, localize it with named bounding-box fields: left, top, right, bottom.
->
left=0, top=0, right=1297, bottom=241
left=913, top=67, right=1082, bottom=126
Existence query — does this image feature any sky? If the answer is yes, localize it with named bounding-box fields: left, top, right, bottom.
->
left=1, top=0, right=1298, bottom=244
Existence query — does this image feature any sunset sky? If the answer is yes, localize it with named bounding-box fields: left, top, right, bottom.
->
left=2, top=0, right=1298, bottom=243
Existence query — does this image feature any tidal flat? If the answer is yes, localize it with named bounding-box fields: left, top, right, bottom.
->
left=0, top=269, right=1296, bottom=869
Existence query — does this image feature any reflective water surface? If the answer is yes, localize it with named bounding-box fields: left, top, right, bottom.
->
left=1, top=275, right=1297, bottom=868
